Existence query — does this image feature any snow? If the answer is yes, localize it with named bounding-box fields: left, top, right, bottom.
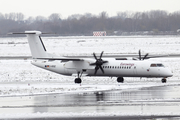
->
left=1, top=36, right=180, bottom=118
left=0, top=112, right=180, bottom=119
left=2, top=36, right=180, bottom=56
left=0, top=59, right=179, bottom=97
left=0, top=36, right=180, bottom=95
left=0, top=81, right=175, bottom=97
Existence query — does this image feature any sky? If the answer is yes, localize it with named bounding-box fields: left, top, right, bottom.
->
left=0, top=0, right=180, bottom=19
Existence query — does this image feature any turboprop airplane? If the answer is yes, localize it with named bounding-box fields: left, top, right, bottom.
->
left=10, top=31, right=173, bottom=83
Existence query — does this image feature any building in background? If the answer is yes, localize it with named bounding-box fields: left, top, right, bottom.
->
left=93, top=31, right=106, bottom=36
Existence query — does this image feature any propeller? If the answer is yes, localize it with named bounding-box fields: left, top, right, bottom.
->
left=90, top=51, right=108, bottom=75
left=138, top=49, right=149, bottom=60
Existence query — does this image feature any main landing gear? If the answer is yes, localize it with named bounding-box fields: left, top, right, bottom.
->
left=75, top=78, right=82, bottom=84
left=161, top=78, right=167, bottom=83
left=117, top=77, right=124, bottom=83
left=74, top=71, right=82, bottom=84
left=116, top=77, right=167, bottom=83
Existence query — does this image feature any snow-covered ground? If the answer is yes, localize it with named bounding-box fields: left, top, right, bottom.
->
left=1, top=36, right=180, bottom=118
left=1, top=36, right=180, bottom=94
left=1, top=35, right=180, bottom=56
left=1, top=112, right=180, bottom=119
left=1, top=36, right=180, bottom=78
left=1, top=79, right=178, bottom=97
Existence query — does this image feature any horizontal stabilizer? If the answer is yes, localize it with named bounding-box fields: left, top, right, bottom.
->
left=8, top=31, right=54, bottom=35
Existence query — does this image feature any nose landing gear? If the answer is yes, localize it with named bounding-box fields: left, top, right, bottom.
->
left=75, top=78, right=82, bottom=84
left=161, top=78, right=167, bottom=83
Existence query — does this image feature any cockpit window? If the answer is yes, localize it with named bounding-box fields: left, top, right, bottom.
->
left=157, top=64, right=164, bottom=67
left=150, top=63, right=164, bottom=67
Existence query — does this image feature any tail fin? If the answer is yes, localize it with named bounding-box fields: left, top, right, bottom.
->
left=25, top=31, right=50, bottom=58
left=10, top=31, right=53, bottom=58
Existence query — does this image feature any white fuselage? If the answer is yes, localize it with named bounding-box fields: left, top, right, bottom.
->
left=10, top=31, right=173, bottom=83
left=31, top=58, right=173, bottom=78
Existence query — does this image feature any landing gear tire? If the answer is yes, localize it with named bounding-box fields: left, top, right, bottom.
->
left=161, top=78, right=167, bottom=83
left=75, top=78, right=82, bottom=84
left=117, top=77, right=124, bottom=83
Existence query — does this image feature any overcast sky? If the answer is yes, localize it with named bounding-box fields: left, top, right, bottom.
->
left=0, top=0, right=180, bottom=18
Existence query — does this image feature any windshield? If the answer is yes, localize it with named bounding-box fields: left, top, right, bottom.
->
left=157, top=64, right=164, bottom=67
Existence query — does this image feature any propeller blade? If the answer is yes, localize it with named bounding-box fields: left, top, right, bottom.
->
left=94, top=66, right=99, bottom=75
left=99, top=51, right=104, bottom=59
left=143, top=53, right=149, bottom=60
left=99, top=65, right=104, bottom=74
left=94, top=70, right=97, bottom=75
left=93, top=53, right=98, bottom=60
left=139, top=49, right=141, bottom=60
left=91, top=51, right=108, bottom=75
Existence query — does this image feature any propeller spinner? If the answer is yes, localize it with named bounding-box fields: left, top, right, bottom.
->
left=90, top=51, right=108, bottom=75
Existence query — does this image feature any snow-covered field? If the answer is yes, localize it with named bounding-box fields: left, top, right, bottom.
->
left=1, top=35, right=180, bottom=118
left=1, top=36, right=180, bottom=94
left=1, top=35, right=180, bottom=56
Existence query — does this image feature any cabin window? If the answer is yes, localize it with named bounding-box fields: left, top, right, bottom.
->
left=150, top=64, right=157, bottom=67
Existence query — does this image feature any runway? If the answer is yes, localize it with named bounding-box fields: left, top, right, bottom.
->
left=0, top=81, right=180, bottom=119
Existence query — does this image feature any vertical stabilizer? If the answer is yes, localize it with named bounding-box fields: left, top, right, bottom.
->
left=25, top=31, right=49, bottom=58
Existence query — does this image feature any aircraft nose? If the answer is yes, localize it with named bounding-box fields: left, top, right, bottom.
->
left=166, top=69, right=173, bottom=77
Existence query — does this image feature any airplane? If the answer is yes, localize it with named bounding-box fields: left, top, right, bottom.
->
left=9, top=31, right=173, bottom=83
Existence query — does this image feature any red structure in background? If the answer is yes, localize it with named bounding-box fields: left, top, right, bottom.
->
left=93, top=31, right=106, bottom=36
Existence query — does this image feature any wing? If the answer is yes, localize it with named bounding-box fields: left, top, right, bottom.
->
left=63, top=54, right=180, bottom=60
left=36, top=57, right=84, bottom=61
left=2, top=54, right=180, bottom=61
left=136, top=54, right=180, bottom=59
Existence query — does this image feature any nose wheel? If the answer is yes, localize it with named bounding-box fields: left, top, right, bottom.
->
left=75, top=78, right=82, bottom=84
left=161, top=78, right=167, bottom=83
